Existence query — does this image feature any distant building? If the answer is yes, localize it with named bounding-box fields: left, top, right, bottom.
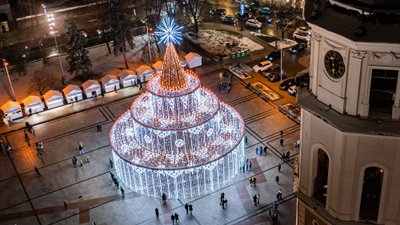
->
left=297, top=1, right=400, bottom=225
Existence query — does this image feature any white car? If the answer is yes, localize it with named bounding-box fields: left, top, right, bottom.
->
left=293, top=27, right=312, bottom=42
left=252, top=61, right=273, bottom=73
left=245, top=19, right=262, bottom=29
left=288, top=85, right=297, bottom=96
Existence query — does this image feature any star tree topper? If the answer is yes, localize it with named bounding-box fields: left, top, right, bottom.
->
left=155, top=18, right=184, bottom=45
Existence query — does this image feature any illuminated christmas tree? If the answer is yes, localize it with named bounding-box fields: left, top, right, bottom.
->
left=110, top=18, right=245, bottom=199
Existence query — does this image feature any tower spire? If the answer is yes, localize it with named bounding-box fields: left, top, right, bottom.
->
left=159, top=43, right=187, bottom=91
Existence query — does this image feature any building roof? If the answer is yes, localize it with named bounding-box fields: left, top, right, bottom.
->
left=63, top=85, right=82, bottom=95
left=43, top=90, right=62, bottom=101
left=22, top=95, right=43, bottom=106
left=1, top=101, right=21, bottom=113
left=304, top=0, right=400, bottom=43
left=185, top=52, right=202, bottom=61
left=82, top=80, right=100, bottom=90
left=135, top=65, right=153, bottom=75
left=152, top=61, right=163, bottom=70
left=101, top=74, right=119, bottom=84
left=118, top=69, right=136, bottom=79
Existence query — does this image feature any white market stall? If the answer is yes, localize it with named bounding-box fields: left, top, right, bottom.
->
left=185, top=52, right=202, bottom=68
left=101, top=75, right=120, bottom=93
left=63, top=85, right=83, bottom=104
left=152, top=61, right=163, bottom=75
left=1, top=101, right=23, bottom=121
left=22, top=95, right=45, bottom=114
left=118, top=69, right=137, bottom=87
left=136, top=65, right=153, bottom=83
left=82, top=80, right=102, bottom=98
left=43, top=90, right=64, bottom=109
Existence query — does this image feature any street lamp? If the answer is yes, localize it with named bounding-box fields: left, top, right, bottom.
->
left=2, top=59, right=16, bottom=101
left=42, top=4, right=66, bottom=85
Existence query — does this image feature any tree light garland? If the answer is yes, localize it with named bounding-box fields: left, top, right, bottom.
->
left=110, top=43, right=245, bottom=199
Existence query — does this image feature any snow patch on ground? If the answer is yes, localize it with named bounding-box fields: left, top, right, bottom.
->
left=250, top=32, right=297, bottom=50
left=185, top=30, right=263, bottom=56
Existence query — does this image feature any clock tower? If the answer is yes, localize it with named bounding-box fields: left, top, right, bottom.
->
left=296, top=0, right=400, bottom=225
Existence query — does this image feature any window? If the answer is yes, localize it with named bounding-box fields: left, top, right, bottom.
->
left=369, top=69, right=398, bottom=118
left=313, top=149, right=329, bottom=206
left=359, top=167, right=383, bottom=222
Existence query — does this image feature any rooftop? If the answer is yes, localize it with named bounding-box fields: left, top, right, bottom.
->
left=304, top=0, right=400, bottom=43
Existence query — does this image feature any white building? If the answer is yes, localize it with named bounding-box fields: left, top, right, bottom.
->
left=1, top=101, right=22, bottom=121
left=185, top=52, right=202, bottom=68
left=63, top=85, right=83, bottom=104
left=296, top=1, right=400, bottom=225
left=82, top=80, right=101, bottom=98
left=43, top=90, right=64, bottom=109
left=135, top=65, right=153, bottom=83
left=118, top=69, right=137, bottom=87
left=22, top=95, right=45, bottom=114
left=101, top=74, right=120, bottom=93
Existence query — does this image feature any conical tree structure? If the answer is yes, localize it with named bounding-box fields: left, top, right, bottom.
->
left=110, top=43, right=245, bottom=199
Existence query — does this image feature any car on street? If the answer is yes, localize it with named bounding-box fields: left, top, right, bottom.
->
left=221, top=15, right=237, bottom=24
left=267, top=70, right=286, bottom=82
left=279, top=78, right=296, bottom=90
left=278, top=103, right=301, bottom=124
left=245, top=19, right=262, bottom=29
left=210, top=9, right=227, bottom=16
left=252, top=60, right=273, bottom=73
left=289, top=43, right=307, bottom=54
left=266, top=50, right=280, bottom=61
left=278, top=103, right=297, bottom=115
left=256, top=16, right=273, bottom=24
left=288, top=85, right=297, bottom=95
left=293, top=27, right=312, bottom=42
left=259, top=7, right=271, bottom=15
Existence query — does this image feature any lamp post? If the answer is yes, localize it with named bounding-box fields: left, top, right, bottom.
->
left=42, top=4, right=66, bottom=84
left=2, top=59, right=16, bottom=101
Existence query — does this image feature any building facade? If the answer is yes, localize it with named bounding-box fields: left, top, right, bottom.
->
left=296, top=0, right=400, bottom=225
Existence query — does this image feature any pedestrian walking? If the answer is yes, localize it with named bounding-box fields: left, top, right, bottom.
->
left=171, top=214, right=175, bottom=224
left=286, top=151, right=290, bottom=160
left=79, top=142, right=84, bottom=155
left=96, top=124, right=102, bottom=132
left=175, top=213, right=179, bottom=223
left=24, top=129, right=31, bottom=146
left=249, top=161, right=252, bottom=171
left=275, top=175, right=280, bottom=184
left=162, top=193, right=167, bottom=205
left=249, top=177, right=253, bottom=186
left=253, top=194, right=258, bottom=206
left=155, top=208, right=159, bottom=218
left=244, top=135, right=248, bottom=145
left=86, top=156, right=90, bottom=163
left=6, top=143, right=11, bottom=155
left=253, top=177, right=257, bottom=187
left=222, top=199, right=228, bottom=209
left=280, top=130, right=283, bottom=137
left=80, top=160, right=83, bottom=167
left=185, top=203, right=189, bottom=214
left=278, top=163, right=281, bottom=173
left=109, top=158, right=114, bottom=168
left=72, top=156, right=77, bottom=168
left=189, top=204, right=193, bottom=215
left=63, top=201, right=67, bottom=209
left=120, top=187, right=125, bottom=197
left=277, top=189, right=283, bottom=201
left=273, top=201, right=278, bottom=212
left=34, top=166, right=42, bottom=177
left=0, top=139, right=3, bottom=153
left=257, top=193, right=260, bottom=204
left=263, top=145, right=267, bottom=155
left=280, top=138, right=284, bottom=146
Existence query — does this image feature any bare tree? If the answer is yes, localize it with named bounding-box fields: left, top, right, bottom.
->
left=186, top=0, right=208, bottom=34
left=31, top=70, right=57, bottom=95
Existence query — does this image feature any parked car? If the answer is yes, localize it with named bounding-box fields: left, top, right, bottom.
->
left=289, top=43, right=307, bottom=54
left=267, top=71, right=286, bottom=82
left=293, top=27, right=312, bottom=42
left=210, top=9, right=227, bottom=16
left=252, top=60, right=273, bottom=73
left=279, top=78, right=296, bottom=90
left=256, top=16, right=273, bottom=24
left=261, top=65, right=279, bottom=77
left=221, top=15, right=237, bottom=24
left=278, top=103, right=301, bottom=124
left=278, top=103, right=297, bottom=115
left=288, top=85, right=297, bottom=95
left=295, top=69, right=310, bottom=87
left=245, top=19, right=262, bottom=29
left=266, top=50, right=280, bottom=61
left=259, top=7, right=271, bottom=15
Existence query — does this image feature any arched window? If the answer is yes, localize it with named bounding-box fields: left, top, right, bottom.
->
left=313, top=149, right=329, bottom=205
left=359, top=167, right=383, bottom=222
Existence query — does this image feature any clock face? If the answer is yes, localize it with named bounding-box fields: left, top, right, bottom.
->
left=324, top=50, right=346, bottom=79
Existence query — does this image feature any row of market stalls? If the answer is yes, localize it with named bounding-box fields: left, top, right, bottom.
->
left=0, top=53, right=203, bottom=122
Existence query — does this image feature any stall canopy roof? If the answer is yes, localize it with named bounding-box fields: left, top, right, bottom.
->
left=63, top=85, right=82, bottom=95
left=1, top=101, right=21, bottom=113
left=43, top=90, right=63, bottom=101
left=23, top=95, right=43, bottom=107
left=118, top=69, right=136, bottom=79
left=152, top=61, right=163, bottom=70
left=82, top=80, right=101, bottom=90
left=135, top=65, right=153, bottom=75
left=185, top=52, right=201, bottom=61
left=101, top=74, right=119, bottom=84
